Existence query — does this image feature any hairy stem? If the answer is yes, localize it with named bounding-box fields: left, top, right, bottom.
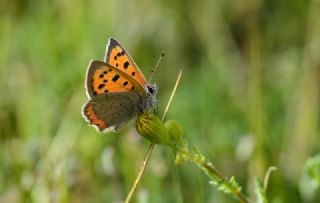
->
left=173, top=145, right=250, bottom=203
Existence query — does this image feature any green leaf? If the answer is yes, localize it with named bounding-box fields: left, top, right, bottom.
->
left=255, top=178, right=268, bottom=203
left=305, top=154, right=320, bottom=189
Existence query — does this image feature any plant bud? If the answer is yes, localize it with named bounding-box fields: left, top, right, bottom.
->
left=164, top=120, right=185, bottom=147
left=136, top=113, right=169, bottom=144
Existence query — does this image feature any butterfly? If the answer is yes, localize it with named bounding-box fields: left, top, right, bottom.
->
left=82, top=38, right=158, bottom=133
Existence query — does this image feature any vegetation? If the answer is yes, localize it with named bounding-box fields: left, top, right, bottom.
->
left=0, top=0, right=319, bottom=202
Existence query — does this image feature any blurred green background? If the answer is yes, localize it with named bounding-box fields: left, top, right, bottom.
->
left=1, top=0, right=320, bottom=202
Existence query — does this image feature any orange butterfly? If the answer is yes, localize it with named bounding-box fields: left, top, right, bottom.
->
left=82, top=38, right=158, bottom=132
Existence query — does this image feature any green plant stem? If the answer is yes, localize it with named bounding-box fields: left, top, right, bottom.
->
left=124, top=70, right=183, bottom=203
left=173, top=146, right=250, bottom=203
left=263, top=166, right=277, bottom=191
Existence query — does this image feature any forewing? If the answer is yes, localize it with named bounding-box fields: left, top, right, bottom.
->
left=105, top=38, right=148, bottom=88
left=85, top=60, right=144, bottom=98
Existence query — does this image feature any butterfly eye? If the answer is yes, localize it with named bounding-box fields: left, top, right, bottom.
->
left=146, top=84, right=157, bottom=95
left=147, top=86, right=154, bottom=94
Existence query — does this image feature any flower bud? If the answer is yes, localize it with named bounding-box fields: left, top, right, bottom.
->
left=136, top=113, right=169, bottom=144
left=164, top=120, right=185, bottom=147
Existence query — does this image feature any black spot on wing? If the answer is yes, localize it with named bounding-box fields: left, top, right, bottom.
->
left=123, top=81, right=128, bottom=86
left=112, top=75, right=120, bottom=82
left=98, top=84, right=105, bottom=89
left=124, top=61, right=129, bottom=69
left=131, top=72, right=135, bottom=76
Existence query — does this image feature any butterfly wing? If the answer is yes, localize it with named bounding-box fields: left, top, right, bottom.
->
left=105, top=38, right=148, bottom=89
left=85, top=60, right=145, bottom=98
left=82, top=92, right=141, bottom=132
left=83, top=38, right=156, bottom=132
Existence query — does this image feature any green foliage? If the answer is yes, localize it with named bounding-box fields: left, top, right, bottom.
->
left=216, top=176, right=242, bottom=196
left=255, top=179, right=268, bottom=203
left=254, top=166, right=277, bottom=203
left=164, top=119, right=185, bottom=147
left=1, top=0, right=320, bottom=202
left=300, top=154, right=320, bottom=201
left=305, top=154, right=320, bottom=190
left=182, top=148, right=248, bottom=202
left=136, top=113, right=248, bottom=202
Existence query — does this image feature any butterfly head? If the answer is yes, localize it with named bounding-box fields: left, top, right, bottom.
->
left=137, top=83, right=158, bottom=114
left=146, top=83, right=158, bottom=96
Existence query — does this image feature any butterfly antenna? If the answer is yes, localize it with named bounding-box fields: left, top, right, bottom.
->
left=149, top=51, right=165, bottom=82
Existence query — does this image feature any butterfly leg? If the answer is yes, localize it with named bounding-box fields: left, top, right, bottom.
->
left=153, top=106, right=158, bottom=116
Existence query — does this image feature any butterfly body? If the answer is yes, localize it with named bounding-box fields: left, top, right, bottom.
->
left=82, top=38, right=158, bottom=132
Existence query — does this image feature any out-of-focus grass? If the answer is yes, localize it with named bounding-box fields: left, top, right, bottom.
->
left=0, top=0, right=319, bottom=202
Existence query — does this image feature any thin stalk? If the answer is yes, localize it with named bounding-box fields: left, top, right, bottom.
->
left=124, top=70, right=183, bottom=203
left=161, top=70, right=183, bottom=121
left=263, top=166, right=277, bottom=191
left=124, top=143, right=154, bottom=203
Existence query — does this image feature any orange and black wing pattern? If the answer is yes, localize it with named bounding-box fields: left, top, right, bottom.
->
left=104, top=38, right=148, bottom=90
left=82, top=38, right=154, bottom=133
left=85, top=60, right=144, bottom=98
